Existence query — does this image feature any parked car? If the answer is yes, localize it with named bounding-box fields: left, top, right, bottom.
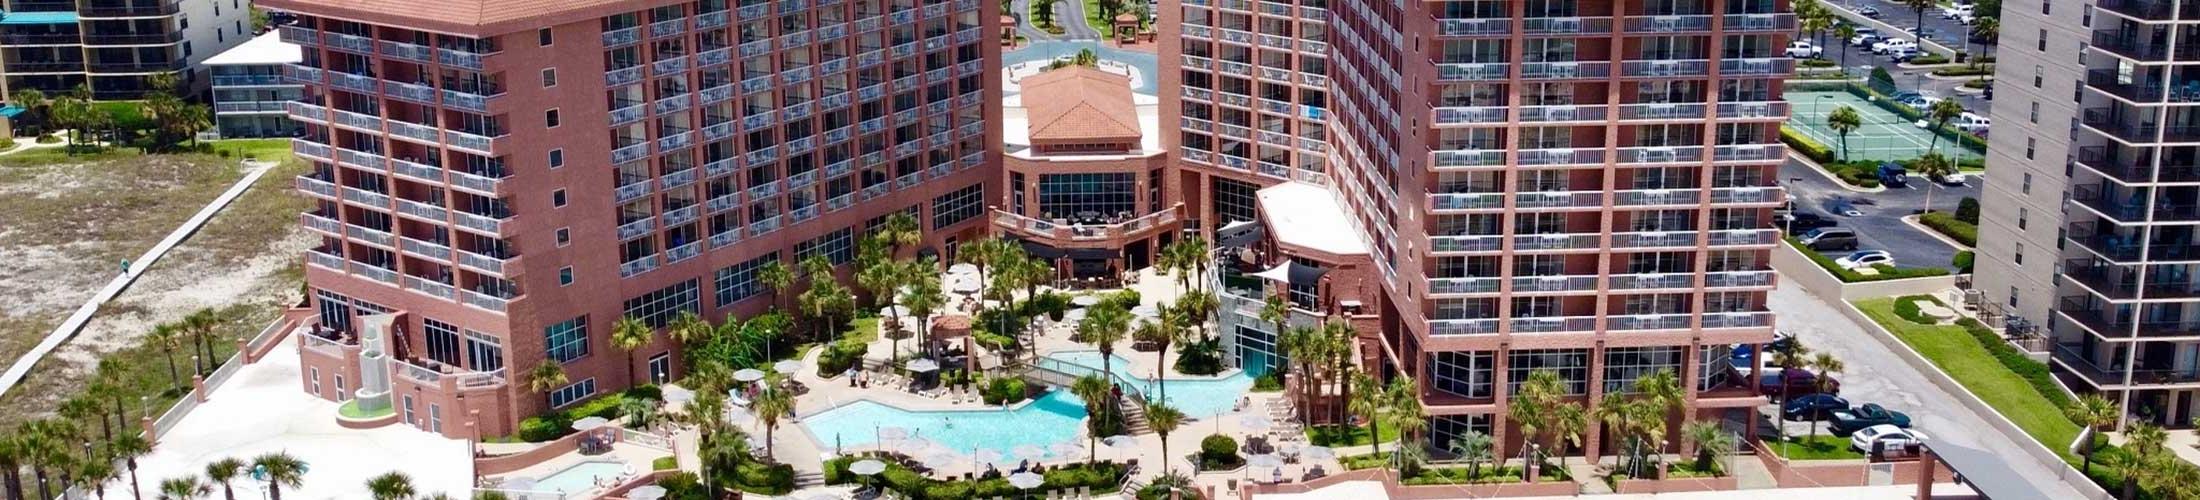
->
left=1940, top=3, right=1974, bottom=19
left=1858, top=6, right=1882, bottom=17
left=1930, top=169, right=1970, bottom=185
left=1952, top=112, right=1992, bottom=133
left=1797, top=227, right=1860, bottom=251
left=1830, top=403, right=1914, bottom=434
left=1775, top=212, right=1838, bottom=233
left=1878, top=162, right=1910, bottom=187
left=1850, top=28, right=1881, bottom=47
left=1873, top=38, right=1918, bottom=54
left=1786, top=40, right=1825, bottom=58
left=1783, top=394, right=1852, bottom=421
left=1760, top=369, right=1842, bottom=397
left=1731, top=331, right=1798, bottom=367
left=1887, top=46, right=1925, bottom=63
left=1908, top=27, right=1943, bottom=41
left=1851, top=424, right=1929, bottom=453
left=1835, top=250, right=1896, bottom=269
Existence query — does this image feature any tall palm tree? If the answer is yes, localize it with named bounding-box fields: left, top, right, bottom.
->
left=1806, top=354, right=1844, bottom=439
left=2129, top=422, right=2169, bottom=459
left=1834, top=23, right=1857, bottom=68
left=878, top=212, right=924, bottom=256
left=610, top=315, right=655, bottom=386
left=1079, top=301, right=1132, bottom=383
left=1682, top=421, right=1735, bottom=476
left=1070, top=375, right=1114, bottom=456
left=1913, top=152, right=1957, bottom=212
left=752, top=377, right=794, bottom=462
left=1510, top=370, right=1563, bottom=467
left=1903, top=0, right=1936, bottom=42
left=203, top=458, right=244, bottom=500
left=1135, top=303, right=1186, bottom=401
left=1346, top=370, right=1389, bottom=456
left=2104, top=450, right=2150, bottom=500
left=249, top=453, right=307, bottom=500
left=666, top=310, right=713, bottom=347
left=1144, top=399, right=1187, bottom=476
left=1969, top=17, right=1999, bottom=65
left=797, top=255, right=856, bottom=340
left=19, top=420, right=74, bottom=500
left=1550, top=401, right=1586, bottom=469
left=89, top=380, right=125, bottom=443
left=2066, top=394, right=2121, bottom=472
left=1280, top=325, right=1322, bottom=425
left=526, top=360, right=569, bottom=402
left=758, top=259, right=794, bottom=312
left=1322, top=320, right=1357, bottom=424
left=58, top=396, right=104, bottom=445
left=0, top=434, right=27, bottom=500
left=364, top=471, right=413, bottom=500
left=900, top=261, right=946, bottom=358
left=1827, top=106, right=1863, bottom=162
left=179, top=309, right=222, bottom=376
left=73, top=455, right=115, bottom=500
left=158, top=477, right=210, bottom=500
left=857, top=255, right=909, bottom=351
left=149, top=323, right=184, bottom=389
left=112, top=434, right=152, bottom=500
left=1796, top=0, right=1832, bottom=50
left=1448, top=430, right=1493, bottom=480
left=1594, top=394, right=1641, bottom=477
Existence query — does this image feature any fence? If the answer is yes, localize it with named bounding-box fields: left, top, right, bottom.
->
left=148, top=315, right=299, bottom=439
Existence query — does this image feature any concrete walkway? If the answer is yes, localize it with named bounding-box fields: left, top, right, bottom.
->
left=0, top=159, right=279, bottom=399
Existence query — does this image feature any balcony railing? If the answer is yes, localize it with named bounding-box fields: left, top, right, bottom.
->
left=1703, top=311, right=1774, bottom=329
left=1613, top=231, right=1698, bottom=249
left=1520, top=61, right=1611, bottom=80
left=1615, top=189, right=1700, bottom=207
left=1433, top=106, right=1507, bottom=125
left=1621, top=60, right=1710, bottom=78
left=1521, top=16, right=1612, bottom=35
left=1429, top=192, right=1502, bottom=211
left=2053, top=343, right=2200, bottom=387
left=1513, top=191, right=1605, bottom=209
left=2091, top=30, right=2194, bottom=62
left=1511, top=316, right=1597, bottom=334
left=1511, top=233, right=1600, bottom=251
left=1430, top=235, right=1503, bottom=253
left=79, top=1, right=182, bottom=17
left=1706, top=270, right=1777, bottom=288
left=1430, top=318, right=1501, bottom=336
left=2096, top=0, right=2199, bottom=20
left=1610, top=314, right=1692, bottom=331
left=1624, top=15, right=1712, bottom=33
left=1436, top=62, right=1509, bottom=82
left=1511, top=275, right=1599, bottom=293
left=1722, top=13, right=1796, bottom=32
left=1429, top=277, right=1501, bottom=295
left=1610, top=273, right=1695, bottom=290
left=1518, top=105, right=1607, bottom=122
left=1436, top=18, right=1511, bottom=37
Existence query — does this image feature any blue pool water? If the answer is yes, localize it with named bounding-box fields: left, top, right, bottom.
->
left=1041, top=350, right=1254, bottom=418
left=529, top=461, right=624, bottom=498
left=802, top=389, right=1089, bottom=457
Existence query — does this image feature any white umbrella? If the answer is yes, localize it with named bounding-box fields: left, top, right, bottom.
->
left=733, top=368, right=767, bottom=383
left=1062, top=309, right=1087, bottom=322
left=878, top=426, right=912, bottom=440
left=1302, top=446, right=1337, bottom=460
left=950, top=263, right=979, bottom=275
left=1237, top=415, right=1274, bottom=432
left=1011, top=444, right=1049, bottom=461
left=1007, top=471, right=1045, bottom=490
left=661, top=386, right=695, bottom=404
left=1049, top=442, right=1085, bottom=459
left=1071, top=295, right=1100, bottom=307
left=1246, top=453, right=1285, bottom=469
left=799, top=493, right=841, bottom=500
left=849, top=459, right=889, bottom=476
left=774, top=360, right=803, bottom=375
left=1277, top=442, right=1303, bottom=457
left=898, top=437, right=935, bottom=455
left=1131, top=304, right=1159, bottom=317
left=905, top=358, right=941, bottom=373
left=922, top=451, right=962, bottom=469
left=974, top=449, right=1012, bottom=468
left=570, top=416, right=610, bottom=431
left=625, top=485, right=666, bottom=500
left=881, top=304, right=912, bottom=317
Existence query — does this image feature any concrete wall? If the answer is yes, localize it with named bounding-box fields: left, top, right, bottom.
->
left=1771, top=241, right=1958, bottom=302
left=1973, top=0, right=2090, bottom=328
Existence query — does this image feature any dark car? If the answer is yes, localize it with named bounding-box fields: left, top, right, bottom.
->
left=1878, top=162, right=1910, bottom=187
left=1830, top=403, right=1914, bottom=434
left=1775, top=212, right=1838, bottom=233
left=1783, top=393, right=1851, bottom=421
left=1797, top=227, right=1860, bottom=251
left=1760, top=369, right=1842, bottom=397
left=1731, top=331, right=1798, bottom=366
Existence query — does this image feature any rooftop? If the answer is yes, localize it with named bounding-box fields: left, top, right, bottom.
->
left=1020, top=66, right=1141, bottom=142
left=1256, top=182, right=1369, bottom=256
left=204, top=31, right=303, bottom=66
left=260, top=0, right=659, bottom=35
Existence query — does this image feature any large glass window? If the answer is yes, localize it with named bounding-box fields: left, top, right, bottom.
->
left=548, top=378, right=597, bottom=408
left=1425, top=414, right=1494, bottom=454
left=1232, top=324, right=1286, bottom=377
left=1212, top=177, right=1258, bottom=224
left=544, top=316, right=590, bottom=363
left=465, top=330, right=504, bottom=372
left=624, top=279, right=702, bottom=327
left=1603, top=346, right=1685, bottom=393
left=714, top=252, right=781, bottom=306
left=930, top=182, right=984, bottom=229
left=422, top=319, right=462, bottom=366
left=1697, top=344, right=1735, bottom=390
left=1431, top=351, right=1495, bottom=399
left=1037, top=173, right=1135, bottom=219
left=796, top=228, right=856, bottom=265
left=1507, top=348, right=1588, bottom=395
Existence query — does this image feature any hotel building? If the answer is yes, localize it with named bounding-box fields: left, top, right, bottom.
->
left=0, top=0, right=255, bottom=99
left=992, top=64, right=1182, bottom=277
left=267, top=0, right=999, bottom=438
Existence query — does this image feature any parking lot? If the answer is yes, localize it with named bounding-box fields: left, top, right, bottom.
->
left=1780, top=157, right=1974, bottom=270
left=1803, top=1, right=1994, bottom=119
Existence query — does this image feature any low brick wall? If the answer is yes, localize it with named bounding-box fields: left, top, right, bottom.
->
left=1239, top=468, right=1580, bottom=499
left=475, top=431, right=587, bottom=476
left=1754, top=452, right=1955, bottom=489
left=1608, top=475, right=1737, bottom=494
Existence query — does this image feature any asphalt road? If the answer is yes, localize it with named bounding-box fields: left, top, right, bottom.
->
left=1779, top=157, right=1976, bottom=270
left=1056, top=0, right=1103, bottom=40
left=1804, top=6, right=1993, bottom=116
left=1767, top=283, right=2089, bottom=499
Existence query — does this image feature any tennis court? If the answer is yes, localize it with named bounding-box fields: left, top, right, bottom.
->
left=1786, top=90, right=1983, bottom=163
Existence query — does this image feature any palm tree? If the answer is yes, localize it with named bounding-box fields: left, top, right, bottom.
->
left=1796, top=0, right=1832, bottom=50
left=526, top=360, right=569, bottom=401
left=1280, top=325, right=1322, bottom=425
left=1448, top=430, right=1494, bottom=481
left=2066, top=394, right=2120, bottom=472
left=1827, top=106, right=1863, bottom=162
left=1509, top=370, right=1563, bottom=467
left=1144, top=399, right=1187, bottom=476
left=203, top=458, right=244, bottom=500
left=857, top=255, right=908, bottom=352
left=899, top=261, right=946, bottom=358
left=1594, top=395, right=1643, bottom=477
left=158, top=477, right=210, bottom=500
left=1079, top=301, right=1131, bottom=383
left=1768, top=340, right=1814, bottom=428
left=1969, top=17, right=1999, bottom=65
left=1835, top=23, right=1857, bottom=67
left=11, top=89, right=47, bottom=137
left=667, top=310, right=712, bottom=347
left=90, top=379, right=126, bottom=443
left=610, top=315, right=655, bottom=386
left=1321, top=320, right=1356, bottom=425
left=1135, top=303, right=1186, bottom=401
left=758, top=259, right=794, bottom=312
left=752, top=377, right=794, bottom=462
left=0, top=435, right=27, bottom=500
left=2129, top=422, right=2169, bottom=459
left=149, top=323, right=184, bottom=388
left=1806, top=354, right=1844, bottom=439
left=364, top=471, right=413, bottom=500
left=1346, top=371, right=1389, bottom=457
left=1388, top=377, right=1427, bottom=459
left=19, top=420, right=75, bottom=500
left=797, top=256, right=856, bottom=340
left=1913, top=153, right=1956, bottom=212
left=1070, top=375, right=1114, bottom=456
left=1682, top=421, right=1735, bottom=476
left=1903, top=0, right=1936, bottom=42
left=2104, top=450, right=2150, bottom=500
left=249, top=453, right=307, bottom=500
left=1925, top=98, right=1966, bottom=154
left=878, top=212, right=923, bottom=255
left=73, top=455, right=114, bottom=500
left=112, top=434, right=152, bottom=500
left=1550, top=401, right=1586, bottom=469
left=180, top=309, right=221, bottom=376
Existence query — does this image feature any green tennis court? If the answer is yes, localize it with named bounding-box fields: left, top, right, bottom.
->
left=1786, top=90, right=1982, bottom=163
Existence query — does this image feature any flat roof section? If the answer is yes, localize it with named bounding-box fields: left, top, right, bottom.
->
left=1255, top=181, right=1369, bottom=256
left=0, top=11, right=81, bottom=24
left=204, top=31, right=304, bottom=66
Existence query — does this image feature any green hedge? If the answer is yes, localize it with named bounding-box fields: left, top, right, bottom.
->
left=1820, top=160, right=1885, bottom=188
left=1918, top=212, right=1978, bottom=246
left=1908, top=54, right=1949, bottom=65
left=1799, top=58, right=1839, bottom=68
left=1931, top=65, right=1994, bottom=77
left=1779, top=125, right=1836, bottom=163
left=1892, top=296, right=1942, bottom=325
left=514, top=386, right=659, bottom=441
left=818, top=337, right=869, bottom=374
left=1955, top=197, right=1980, bottom=223
left=1784, top=238, right=1953, bottom=283
left=1938, top=312, right=2075, bottom=411
left=824, top=456, right=1124, bottom=500
left=982, top=376, right=1028, bottom=405
left=1962, top=78, right=1990, bottom=89
left=1953, top=250, right=1975, bottom=273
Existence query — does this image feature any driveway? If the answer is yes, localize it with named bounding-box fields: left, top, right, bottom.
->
left=1054, top=0, right=1104, bottom=40
left=1767, top=283, right=2088, bottom=498
left=1779, top=157, right=1975, bottom=270
left=1008, top=0, right=1062, bottom=41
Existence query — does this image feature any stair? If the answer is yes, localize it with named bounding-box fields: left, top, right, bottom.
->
left=1117, top=394, right=1152, bottom=435
left=794, top=472, right=826, bottom=488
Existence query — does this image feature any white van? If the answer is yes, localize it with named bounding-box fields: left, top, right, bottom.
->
left=1951, top=112, right=1991, bottom=133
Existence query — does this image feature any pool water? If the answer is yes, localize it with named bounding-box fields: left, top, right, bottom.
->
left=529, top=461, right=624, bottom=498
left=1041, top=350, right=1254, bottom=418
left=802, top=389, right=1089, bottom=457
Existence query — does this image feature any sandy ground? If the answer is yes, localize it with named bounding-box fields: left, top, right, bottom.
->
left=0, top=151, right=310, bottom=424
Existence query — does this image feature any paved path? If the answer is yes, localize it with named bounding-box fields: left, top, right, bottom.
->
left=0, top=159, right=279, bottom=399
left=1779, top=156, right=1974, bottom=270
left=1055, top=0, right=1104, bottom=40
left=1768, top=282, right=2088, bottom=498
left=1008, top=0, right=1062, bottom=41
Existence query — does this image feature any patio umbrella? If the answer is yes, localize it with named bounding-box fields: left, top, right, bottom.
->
left=1278, top=442, right=1303, bottom=457
left=849, top=459, right=889, bottom=476
left=661, top=385, right=695, bottom=404
left=733, top=368, right=767, bottom=383
left=1070, top=295, right=1100, bottom=307
left=1011, top=444, right=1049, bottom=461
left=1050, top=442, right=1086, bottom=459
left=774, top=360, right=803, bottom=375
left=570, top=416, right=610, bottom=431
left=881, top=304, right=912, bottom=318
left=625, top=485, right=666, bottom=500
left=905, top=358, right=941, bottom=373
left=1302, top=446, right=1337, bottom=461
left=1007, top=472, right=1045, bottom=490
left=1246, top=453, right=1285, bottom=469
left=500, top=478, right=539, bottom=492
left=1131, top=304, right=1159, bottom=317
left=878, top=426, right=912, bottom=441
left=974, top=449, right=1012, bottom=468
left=1237, top=415, right=1274, bottom=432
left=949, top=263, right=979, bottom=275
left=1101, top=435, right=1139, bottom=450
left=922, top=451, right=963, bottom=469
left=1061, top=308, right=1087, bottom=322
left=898, top=437, right=935, bottom=455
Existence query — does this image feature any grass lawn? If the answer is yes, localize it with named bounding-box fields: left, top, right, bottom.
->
left=338, top=398, right=395, bottom=419
left=1768, top=434, right=1865, bottom=460
left=1307, top=422, right=1402, bottom=447
left=207, top=138, right=295, bottom=163
left=1854, top=299, right=2082, bottom=453
left=1082, top=0, right=1113, bottom=34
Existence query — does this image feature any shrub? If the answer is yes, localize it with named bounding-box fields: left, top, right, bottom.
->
left=1251, top=372, right=1285, bottom=392
left=732, top=462, right=795, bottom=494
left=653, top=472, right=711, bottom=500
left=1201, top=434, right=1238, bottom=458
left=1919, top=212, right=1978, bottom=246
left=0, top=136, right=15, bottom=150
left=1931, top=65, right=1993, bottom=77
left=826, top=456, right=1124, bottom=499
left=983, top=376, right=1028, bottom=405
left=1952, top=316, right=2073, bottom=411
left=818, top=337, right=870, bottom=374
left=1962, top=78, right=1990, bottom=89
left=516, top=413, right=573, bottom=442
left=1103, top=290, right=1142, bottom=310
left=652, top=455, right=679, bottom=471
left=1955, top=197, right=1980, bottom=224
left=1030, top=292, right=1072, bottom=321
left=1953, top=250, right=1975, bottom=273
left=1799, top=58, right=1838, bottom=68
left=1908, top=54, right=1949, bottom=65
left=1779, top=125, right=1836, bottom=163
left=1892, top=295, right=1943, bottom=325
left=1172, top=339, right=1224, bottom=375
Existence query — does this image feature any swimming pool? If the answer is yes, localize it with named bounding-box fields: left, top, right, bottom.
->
left=801, top=389, right=1089, bottom=458
left=1040, top=350, right=1254, bottom=418
left=528, top=460, right=624, bottom=499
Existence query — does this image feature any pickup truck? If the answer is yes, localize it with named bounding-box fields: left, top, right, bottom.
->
left=1830, top=403, right=1913, bottom=435
left=1785, top=41, right=1824, bottom=58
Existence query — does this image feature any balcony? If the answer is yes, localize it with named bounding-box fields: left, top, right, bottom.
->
left=1619, top=103, right=1708, bottom=121
left=1436, top=62, right=1509, bottom=82
left=2078, top=147, right=2200, bottom=185
left=1621, top=60, right=1710, bottom=78
left=294, top=176, right=338, bottom=199
left=399, top=237, right=451, bottom=261
left=1711, top=187, right=1784, bottom=205
left=300, top=212, right=342, bottom=235
left=1432, top=106, right=1507, bottom=125
left=2070, top=184, right=2156, bottom=222
left=1521, top=16, right=1612, bottom=35
left=2091, top=30, right=2195, bottom=62
left=1517, top=148, right=1607, bottom=167
left=87, top=59, right=184, bottom=73
left=461, top=290, right=509, bottom=313
left=1513, top=190, right=1605, bottom=210
left=446, top=130, right=505, bottom=155
left=2085, top=69, right=2178, bottom=104
left=1511, top=275, right=1599, bottom=293
left=1, top=34, right=84, bottom=47
left=620, top=256, right=660, bottom=278
left=1624, top=15, right=1712, bottom=33
left=1708, top=229, right=1779, bottom=247
left=79, top=1, right=182, bottom=18
left=1614, top=189, right=1700, bottom=207
left=1436, top=18, right=1510, bottom=37
left=616, top=217, right=657, bottom=241
left=451, top=211, right=511, bottom=236
left=2096, top=0, right=2199, bottom=20
left=1609, top=273, right=1695, bottom=290
left=1722, top=13, right=1796, bottom=32
left=1430, top=318, right=1501, bottom=336
left=1618, top=146, right=1705, bottom=164
left=1520, top=61, right=1611, bottom=80
left=1718, top=101, right=1789, bottom=119
left=990, top=209, right=1182, bottom=246
left=1511, top=316, right=1598, bottom=334
left=1703, top=311, right=1774, bottom=329
left=1613, top=231, right=1698, bottom=249
left=1714, top=144, right=1784, bottom=163
left=1518, top=105, right=1607, bottom=123
left=7, top=60, right=84, bottom=73
left=403, top=275, right=458, bottom=300
left=1429, top=277, right=1501, bottom=295
left=1511, top=233, right=1601, bottom=251
left=2065, top=259, right=2143, bottom=300
left=1706, top=270, right=1777, bottom=289
left=1720, top=58, right=1794, bottom=77
left=2066, top=224, right=2150, bottom=262
left=1610, top=314, right=1692, bottom=331
left=1428, top=192, right=1502, bottom=212
left=2059, top=298, right=2200, bottom=340
left=2053, top=343, right=2200, bottom=388
left=1430, top=235, right=1503, bottom=254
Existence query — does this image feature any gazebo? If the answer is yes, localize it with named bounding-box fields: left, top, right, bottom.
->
left=999, top=15, right=1018, bottom=45
left=930, top=315, right=978, bottom=372
left=1112, top=13, right=1140, bottom=41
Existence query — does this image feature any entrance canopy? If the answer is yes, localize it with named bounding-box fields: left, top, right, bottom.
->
left=1928, top=441, right=2055, bottom=500
left=1250, top=260, right=1327, bottom=287
left=1216, top=219, right=1264, bottom=248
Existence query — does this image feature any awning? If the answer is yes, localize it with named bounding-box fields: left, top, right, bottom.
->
left=1216, top=219, right=1264, bottom=248
left=1066, top=248, right=1115, bottom=260
left=1250, top=260, right=1326, bottom=287
left=1018, top=240, right=1066, bottom=259
left=1928, top=441, right=2055, bottom=500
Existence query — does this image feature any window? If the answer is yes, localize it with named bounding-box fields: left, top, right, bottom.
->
left=557, top=228, right=571, bottom=246
left=2083, top=5, right=2093, bottom=26
left=1212, top=177, right=1259, bottom=224
left=2022, top=173, right=2033, bottom=194
left=546, top=109, right=561, bottom=127
left=429, top=404, right=443, bottom=433
left=310, top=367, right=321, bottom=396
left=549, top=149, right=565, bottom=168
left=2029, top=102, right=2039, bottom=123
left=1036, top=173, right=1137, bottom=219
left=560, top=267, right=574, bottom=285
left=539, top=28, right=554, bottom=46
left=2043, top=0, right=2052, bottom=14
left=402, top=395, right=416, bottom=425
left=1697, top=344, right=1735, bottom=390
left=929, top=183, right=984, bottom=229
left=549, top=378, right=597, bottom=408
left=1603, top=347, right=1684, bottom=393
left=553, top=189, right=567, bottom=207
left=1507, top=349, right=1589, bottom=395
left=2078, top=43, right=2088, bottom=65
left=796, top=228, right=857, bottom=265
left=542, top=68, right=558, bottom=87
left=2014, top=243, right=2025, bottom=265
left=2018, top=208, right=2029, bottom=229
left=623, top=279, right=701, bottom=327
left=2009, top=287, right=2020, bottom=307
left=464, top=330, right=504, bottom=372
left=2037, top=29, right=2048, bottom=52
left=2026, top=138, right=2037, bottom=159
left=714, top=252, right=780, bottom=306
left=423, top=319, right=462, bottom=366
left=544, top=316, right=590, bottom=363
left=1430, top=351, right=1494, bottom=399
left=2034, top=66, right=2044, bottom=88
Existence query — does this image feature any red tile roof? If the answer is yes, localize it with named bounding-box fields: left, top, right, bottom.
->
left=1020, top=66, right=1140, bottom=142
